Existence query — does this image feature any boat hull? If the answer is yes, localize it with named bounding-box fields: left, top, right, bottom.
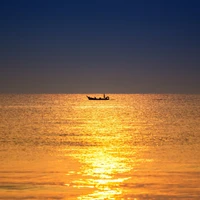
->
left=87, top=96, right=109, bottom=100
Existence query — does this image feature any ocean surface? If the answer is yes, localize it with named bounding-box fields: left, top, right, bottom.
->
left=0, top=94, right=200, bottom=199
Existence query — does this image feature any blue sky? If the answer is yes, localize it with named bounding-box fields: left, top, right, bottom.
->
left=0, top=0, right=200, bottom=93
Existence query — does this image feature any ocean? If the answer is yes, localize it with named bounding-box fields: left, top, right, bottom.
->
left=0, top=94, right=200, bottom=199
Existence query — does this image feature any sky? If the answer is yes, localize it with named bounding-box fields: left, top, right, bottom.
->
left=0, top=0, right=200, bottom=93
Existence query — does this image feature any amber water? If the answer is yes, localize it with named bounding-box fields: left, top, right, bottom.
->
left=0, top=94, right=200, bottom=199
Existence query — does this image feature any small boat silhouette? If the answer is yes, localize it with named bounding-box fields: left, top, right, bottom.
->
left=87, top=94, right=109, bottom=100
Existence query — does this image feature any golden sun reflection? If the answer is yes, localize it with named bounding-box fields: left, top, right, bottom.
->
left=73, top=148, right=132, bottom=199
left=62, top=99, right=150, bottom=199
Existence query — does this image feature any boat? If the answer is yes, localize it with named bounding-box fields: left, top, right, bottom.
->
left=87, top=94, right=109, bottom=100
